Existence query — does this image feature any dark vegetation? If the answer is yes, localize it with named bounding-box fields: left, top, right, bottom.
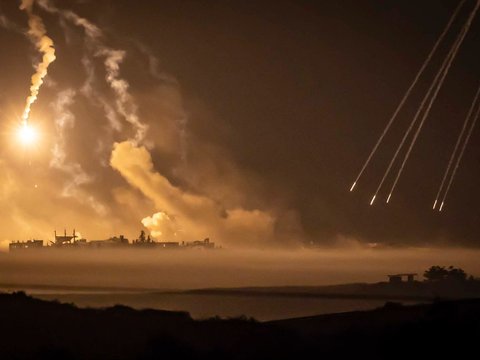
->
left=189, top=266, right=480, bottom=301
left=424, top=265, right=470, bottom=281
left=0, top=290, right=479, bottom=360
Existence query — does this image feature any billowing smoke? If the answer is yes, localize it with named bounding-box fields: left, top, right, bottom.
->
left=141, top=212, right=180, bottom=240
left=0, top=0, right=303, bottom=249
left=110, top=141, right=277, bottom=246
left=35, top=0, right=285, bottom=246
left=19, top=0, right=56, bottom=125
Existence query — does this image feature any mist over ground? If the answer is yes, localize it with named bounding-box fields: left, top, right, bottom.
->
left=1, top=247, right=479, bottom=289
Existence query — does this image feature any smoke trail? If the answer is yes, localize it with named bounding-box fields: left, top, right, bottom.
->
left=350, top=0, right=466, bottom=192
left=0, top=13, right=17, bottom=31
left=19, top=0, right=56, bottom=125
left=134, top=42, right=178, bottom=85
left=98, top=47, right=148, bottom=144
left=37, top=0, right=147, bottom=143
left=1, top=7, right=27, bottom=34
left=385, top=0, right=480, bottom=203
left=51, top=89, right=77, bottom=169
left=433, top=82, right=480, bottom=209
left=50, top=89, right=107, bottom=215
left=134, top=42, right=188, bottom=160
left=80, top=56, right=122, bottom=132
left=439, top=91, right=480, bottom=211
left=370, top=30, right=463, bottom=204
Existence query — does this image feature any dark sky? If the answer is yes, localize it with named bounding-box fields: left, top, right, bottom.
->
left=0, top=0, right=479, bottom=247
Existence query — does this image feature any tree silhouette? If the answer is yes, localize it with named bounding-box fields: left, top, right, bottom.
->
left=424, top=265, right=467, bottom=282
left=424, top=266, right=448, bottom=281
left=447, top=266, right=467, bottom=281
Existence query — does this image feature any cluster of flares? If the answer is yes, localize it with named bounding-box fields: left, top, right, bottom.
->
left=350, top=0, right=480, bottom=212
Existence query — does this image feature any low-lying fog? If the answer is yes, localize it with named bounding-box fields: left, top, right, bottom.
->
left=1, top=246, right=479, bottom=290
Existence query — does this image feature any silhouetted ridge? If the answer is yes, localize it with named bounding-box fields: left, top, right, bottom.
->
left=0, top=292, right=479, bottom=359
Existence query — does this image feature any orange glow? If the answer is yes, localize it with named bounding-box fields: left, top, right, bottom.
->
left=17, top=123, right=39, bottom=146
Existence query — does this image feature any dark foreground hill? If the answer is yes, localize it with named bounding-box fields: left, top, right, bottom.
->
left=0, top=292, right=479, bottom=360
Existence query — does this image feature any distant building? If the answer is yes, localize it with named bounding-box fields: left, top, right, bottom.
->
left=9, top=239, right=44, bottom=251
left=183, top=238, right=215, bottom=249
left=9, top=229, right=215, bottom=251
left=387, top=273, right=418, bottom=284
left=89, top=235, right=129, bottom=248
left=52, top=229, right=78, bottom=246
left=156, top=242, right=180, bottom=249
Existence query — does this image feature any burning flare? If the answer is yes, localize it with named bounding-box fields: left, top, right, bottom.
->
left=17, top=123, right=38, bottom=146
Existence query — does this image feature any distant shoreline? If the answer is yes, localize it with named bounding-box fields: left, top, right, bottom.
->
left=184, top=288, right=435, bottom=301
left=0, top=281, right=454, bottom=302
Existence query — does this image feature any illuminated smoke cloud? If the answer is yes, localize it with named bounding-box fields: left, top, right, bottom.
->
left=141, top=212, right=181, bottom=240
left=34, top=0, right=299, bottom=246
left=111, top=141, right=276, bottom=246
left=19, top=0, right=56, bottom=125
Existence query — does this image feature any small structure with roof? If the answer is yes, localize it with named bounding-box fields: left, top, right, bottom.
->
left=9, top=239, right=44, bottom=251
left=387, top=273, right=418, bottom=284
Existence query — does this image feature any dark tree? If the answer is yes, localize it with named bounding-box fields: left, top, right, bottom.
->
left=424, top=266, right=468, bottom=282
left=447, top=266, right=467, bottom=281
left=424, top=266, right=449, bottom=281
left=139, top=230, right=146, bottom=242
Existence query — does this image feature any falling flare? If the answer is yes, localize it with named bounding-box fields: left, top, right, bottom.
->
left=437, top=79, right=480, bottom=210
left=386, top=194, right=392, bottom=203
left=439, top=202, right=445, bottom=211
left=386, top=0, right=479, bottom=200
left=433, top=83, right=480, bottom=211
left=17, top=122, right=38, bottom=146
left=350, top=182, right=356, bottom=192
left=348, top=0, right=466, bottom=195
left=370, top=195, right=376, bottom=206
left=433, top=199, right=438, bottom=210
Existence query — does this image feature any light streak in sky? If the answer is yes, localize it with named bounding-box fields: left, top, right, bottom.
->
left=349, top=0, right=466, bottom=193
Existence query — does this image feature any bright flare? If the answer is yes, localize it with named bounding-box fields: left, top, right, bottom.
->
left=370, top=195, right=376, bottom=206
left=17, top=123, right=38, bottom=146
left=350, top=182, right=356, bottom=192
left=439, top=201, right=445, bottom=212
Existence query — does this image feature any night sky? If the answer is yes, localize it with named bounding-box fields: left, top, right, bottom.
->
left=0, top=0, right=479, bottom=248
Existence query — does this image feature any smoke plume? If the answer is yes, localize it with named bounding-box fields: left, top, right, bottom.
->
left=0, top=0, right=303, bottom=248
left=37, top=0, right=147, bottom=143
left=19, top=0, right=56, bottom=125
left=110, top=141, right=276, bottom=246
